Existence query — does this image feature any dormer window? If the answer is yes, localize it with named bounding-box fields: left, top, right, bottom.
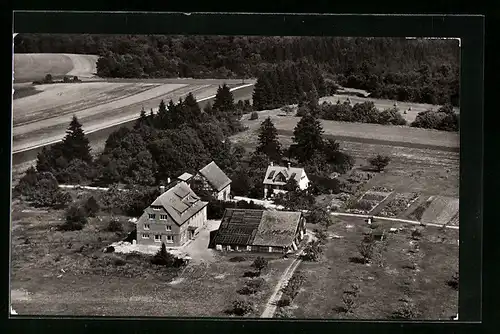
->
left=152, top=207, right=161, bottom=211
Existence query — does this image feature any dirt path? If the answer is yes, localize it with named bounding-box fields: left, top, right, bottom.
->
left=261, top=257, right=302, bottom=318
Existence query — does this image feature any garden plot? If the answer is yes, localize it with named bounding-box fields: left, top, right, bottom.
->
left=346, top=187, right=393, bottom=215
left=420, top=196, right=460, bottom=226
left=379, top=192, right=420, bottom=218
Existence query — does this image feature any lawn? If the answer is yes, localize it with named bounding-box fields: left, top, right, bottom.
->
left=288, top=217, right=459, bottom=320
left=10, top=200, right=292, bottom=317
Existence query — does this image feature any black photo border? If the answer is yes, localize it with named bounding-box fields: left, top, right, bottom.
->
left=6, top=11, right=484, bottom=334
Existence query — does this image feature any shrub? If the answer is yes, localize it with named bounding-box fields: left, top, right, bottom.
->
left=368, top=154, right=391, bottom=172
left=84, top=196, right=100, bottom=217
left=106, top=218, right=123, bottom=232
left=229, top=256, right=246, bottom=262
left=276, top=296, right=291, bottom=307
left=150, top=243, right=176, bottom=267
left=357, top=240, right=374, bottom=263
left=306, top=205, right=332, bottom=226
left=44, top=73, right=53, bottom=83
left=447, top=271, right=459, bottom=290
left=251, top=257, right=268, bottom=272
left=282, top=271, right=306, bottom=300
left=246, top=278, right=265, bottom=290
left=237, top=286, right=257, bottom=295
left=351, top=199, right=373, bottom=211
left=63, top=76, right=71, bottom=83
left=301, top=240, right=323, bottom=261
left=113, top=258, right=127, bottom=266
left=250, top=111, right=259, bottom=120
left=230, top=299, right=254, bottom=316
left=60, top=205, right=88, bottom=231
left=411, top=228, right=422, bottom=240
left=243, top=271, right=260, bottom=278
left=391, top=300, right=421, bottom=319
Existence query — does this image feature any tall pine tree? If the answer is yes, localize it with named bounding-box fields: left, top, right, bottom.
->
left=134, top=107, right=148, bottom=129
left=212, top=84, right=235, bottom=114
left=62, top=116, right=92, bottom=163
left=290, top=113, right=324, bottom=163
left=256, top=117, right=282, bottom=162
left=183, top=92, right=202, bottom=124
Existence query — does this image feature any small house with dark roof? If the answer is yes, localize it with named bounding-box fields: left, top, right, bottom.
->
left=212, top=209, right=306, bottom=254
left=263, top=162, right=309, bottom=199
left=136, top=181, right=208, bottom=247
left=191, top=161, right=232, bottom=201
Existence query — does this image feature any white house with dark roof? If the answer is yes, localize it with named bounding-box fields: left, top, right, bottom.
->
left=136, top=181, right=208, bottom=247
left=263, top=162, right=309, bottom=199
left=190, top=161, right=232, bottom=201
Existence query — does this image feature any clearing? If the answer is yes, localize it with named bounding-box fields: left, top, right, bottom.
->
left=284, top=216, right=458, bottom=320
left=14, top=53, right=99, bottom=83
left=10, top=199, right=293, bottom=317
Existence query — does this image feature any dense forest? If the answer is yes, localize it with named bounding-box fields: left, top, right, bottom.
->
left=14, top=34, right=460, bottom=106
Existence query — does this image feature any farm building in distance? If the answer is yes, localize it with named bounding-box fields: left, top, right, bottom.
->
left=212, top=209, right=306, bottom=253
left=263, top=162, right=309, bottom=198
left=189, top=161, right=232, bottom=201
left=136, top=181, right=208, bottom=247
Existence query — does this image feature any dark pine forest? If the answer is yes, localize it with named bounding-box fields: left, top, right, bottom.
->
left=15, top=35, right=460, bottom=107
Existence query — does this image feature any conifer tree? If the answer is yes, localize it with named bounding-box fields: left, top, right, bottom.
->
left=183, top=92, right=202, bottom=124
left=134, top=107, right=148, bottom=129
left=291, top=113, right=325, bottom=163
left=256, top=117, right=282, bottom=162
left=213, top=84, right=235, bottom=113
left=62, top=116, right=92, bottom=163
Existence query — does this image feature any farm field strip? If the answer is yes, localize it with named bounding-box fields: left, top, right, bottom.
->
left=245, top=110, right=459, bottom=149
left=13, top=83, right=188, bottom=137
left=12, top=83, right=254, bottom=153
left=378, top=192, right=421, bottom=218
left=421, top=196, right=459, bottom=226
left=14, top=53, right=99, bottom=83
left=13, top=82, right=164, bottom=126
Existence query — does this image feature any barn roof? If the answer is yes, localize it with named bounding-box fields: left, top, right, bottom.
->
left=178, top=172, right=194, bottom=182
left=198, top=161, right=232, bottom=191
left=213, top=209, right=303, bottom=248
left=150, top=181, right=208, bottom=226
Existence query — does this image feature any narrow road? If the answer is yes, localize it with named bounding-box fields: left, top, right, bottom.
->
left=330, top=212, right=459, bottom=230
left=261, top=257, right=302, bottom=318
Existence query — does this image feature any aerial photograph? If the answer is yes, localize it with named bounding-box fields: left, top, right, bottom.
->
left=10, top=34, right=459, bottom=319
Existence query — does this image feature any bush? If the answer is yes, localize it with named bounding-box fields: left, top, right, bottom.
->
left=106, top=218, right=123, bottom=232
left=276, top=296, right=291, bottom=307
left=368, top=154, right=391, bottom=172
left=229, top=299, right=254, bottom=316
left=237, top=286, right=257, bottom=295
left=251, top=257, right=268, bottom=272
left=411, top=228, right=422, bottom=240
left=150, top=243, right=176, bottom=267
left=282, top=271, right=306, bottom=300
left=250, top=111, right=259, bottom=120
left=351, top=199, right=373, bottom=211
left=301, top=240, right=323, bottom=261
left=113, top=258, right=127, bottom=266
left=229, top=256, right=246, bottom=262
left=84, top=196, right=100, bottom=217
left=246, top=278, right=265, bottom=290
left=60, top=205, right=88, bottom=231
left=357, top=240, right=374, bottom=263
left=391, top=300, right=421, bottom=319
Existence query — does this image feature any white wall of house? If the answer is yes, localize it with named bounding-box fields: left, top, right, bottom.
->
left=298, top=173, right=310, bottom=190
left=216, top=184, right=231, bottom=201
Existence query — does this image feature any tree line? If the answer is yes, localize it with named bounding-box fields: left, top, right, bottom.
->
left=15, top=34, right=459, bottom=106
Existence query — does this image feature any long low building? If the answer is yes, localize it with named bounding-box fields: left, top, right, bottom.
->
left=212, top=209, right=306, bottom=254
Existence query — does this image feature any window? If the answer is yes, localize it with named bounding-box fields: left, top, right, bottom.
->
left=166, top=225, right=172, bottom=231
left=160, top=214, right=168, bottom=220
left=153, top=207, right=161, bottom=211
left=148, top=214, right=156, bottom=220
left=154, top=235, right=161, bottom=242
left=143, top=224, right=150, bottom=230
left=142, top=234, right=149, bottom=239
left=166, top=235, right=174, bottom=243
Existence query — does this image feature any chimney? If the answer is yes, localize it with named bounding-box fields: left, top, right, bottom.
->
left=270, top=161, right=274, bottom=167
left=167, top=177, right=171, bottom=184
left=160, top=185, right=165, bottom=193
left=287, top=162, right=291, bottom=169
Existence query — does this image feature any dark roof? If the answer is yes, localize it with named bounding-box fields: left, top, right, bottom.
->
left=149, top=181, right=208, bottom=226
left=198, top=161, right=232, bottom=191
left=213, top=209, right=264, bottom=246
left=213, top=209, right=303, bottom=248
left=252, top=211, right=302, bottom=247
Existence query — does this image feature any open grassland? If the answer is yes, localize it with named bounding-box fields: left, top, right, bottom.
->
left=14, top=53, right=99, bottom=82
left=10, top=200, right=292, bottom=317
left=240, top=110, right=459, bottom=150
left=288, top=217, right=458, bottom=320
